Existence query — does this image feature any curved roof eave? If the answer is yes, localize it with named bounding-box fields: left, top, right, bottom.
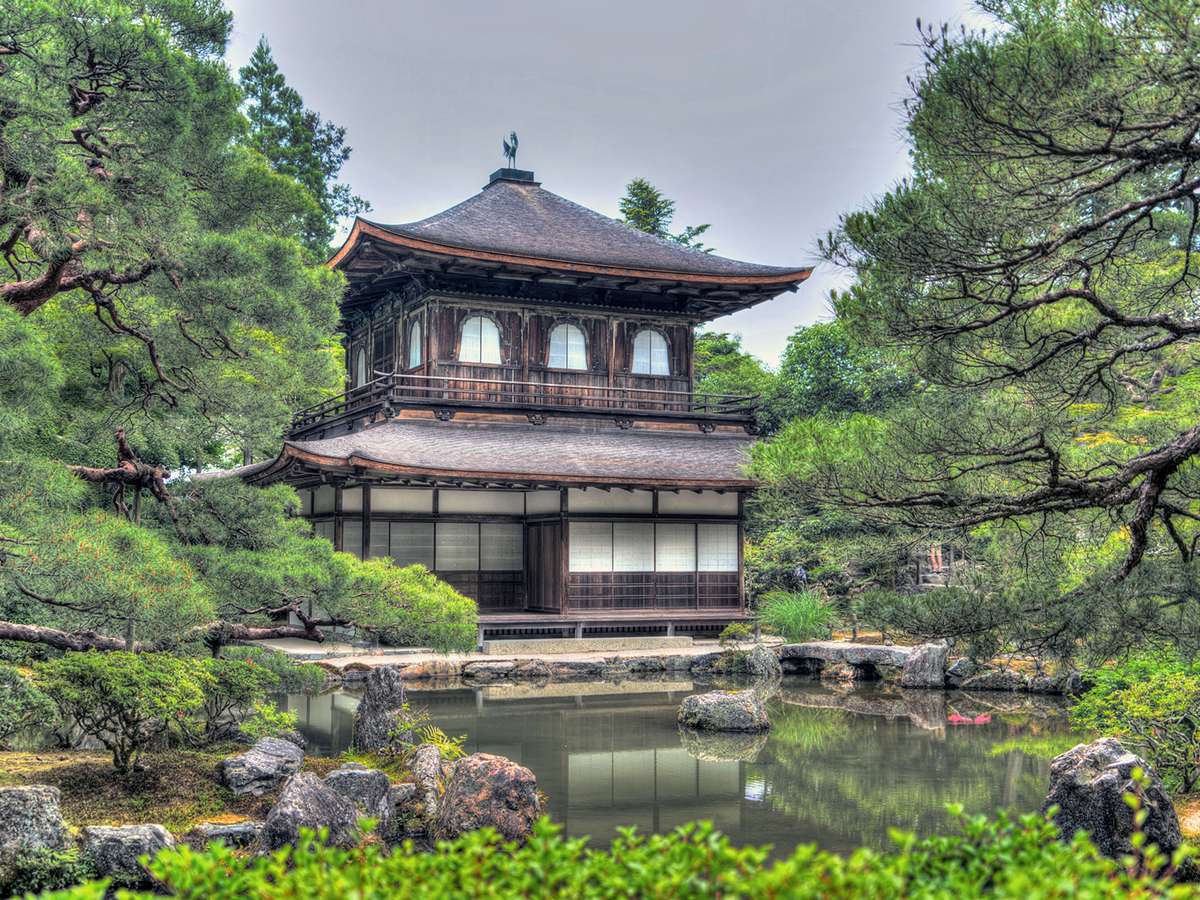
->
left=328, top=218, right=812, bottom=289
left=243, top=442, right=758, bottom=490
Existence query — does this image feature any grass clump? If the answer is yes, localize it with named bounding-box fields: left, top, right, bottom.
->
left=755, top=588, right=837, bottom=644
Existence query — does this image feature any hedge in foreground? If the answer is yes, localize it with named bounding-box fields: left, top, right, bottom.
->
left=35, top=810, right=1198, bottom=900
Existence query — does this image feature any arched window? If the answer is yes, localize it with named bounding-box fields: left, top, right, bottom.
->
left=458, top=315, right=501, bottom=364
left=548, top=323, right=587, bottom=370
left=354, top=346, right=368, bottom=388
left=632, top=330, right=669, bottom=376
left=408, top=320, right=422, bottom=369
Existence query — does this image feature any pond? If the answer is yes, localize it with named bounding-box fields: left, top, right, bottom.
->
left=282, top=676, right=1078, bottom=858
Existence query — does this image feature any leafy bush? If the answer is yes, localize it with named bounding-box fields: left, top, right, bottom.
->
left=40, top=810, right=1193, bottom=900
left=197, top=657, right=281, bottom=742
left=755, top=588, right=837, bottom=643
left=0, top=846, right=98, bottom=897
left=1071, top=652, right=1200, bottom=793
left=39, top=652, right=211, bottom=771
left=220, top=646, right=328, bottom=694
left=239, top=700, right=300, bottom=742
left=0, top=661, right=57, bottom=749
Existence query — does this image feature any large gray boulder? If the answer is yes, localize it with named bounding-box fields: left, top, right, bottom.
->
left=220, top=736, right=305, bottom=797
left=0, top=786, right=72, bottom=890
left=1041, top=738, right=1182, bottom=862
left=678, top=690, right=770, bottom=732
left=80, top=824, right=175, bottom=888
left=946, top=657, right=986, bottom=688
left=431, top=753, right=541, bottom=844
left=901, top=641, right=949, bottom=688
left=324, top=762, right=391, bottom=822
left=261, top=773, right=361, bottom=852
left=744, top=644, right=783, bottom=678
left=962, top=669, right=1030, bottom=692
left=352, top=666, right=413, bottom=752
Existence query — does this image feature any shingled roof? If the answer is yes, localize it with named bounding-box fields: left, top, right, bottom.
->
left=233, top=417, right=756, bottom=489
left=329, top=172, right=811, bottom=314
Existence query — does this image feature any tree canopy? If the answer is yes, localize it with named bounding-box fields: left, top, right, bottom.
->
left=0, top=0, right=347, bottom=468
left=0, top=0, right=478, bottom=658
left=760, top=0, right=1200, bottom=658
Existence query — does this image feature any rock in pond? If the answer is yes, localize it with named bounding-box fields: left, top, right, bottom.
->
left=432, top=753, right=541, bottom=844
left=901, top=641, right=949, bottom=689
left=962, top=668, right=1030, bottom=692
left=1041, top=738, right=1182, bottom=863
left=353, top=665, right=413, bottom=752
left=0, top=786, right=72, bottom=889
left=324, top=762, right=391, bottom=822
left=220, top=736, right=305, bottom=797
left=679, top=726, right=769, bottom=762
left=678, top=690, right=770, bottom=732
left=261, top=773, right=362, bottom=852
left=744, top=644, right=783, bottom=678
left=80, top=825, right=175, bottom=887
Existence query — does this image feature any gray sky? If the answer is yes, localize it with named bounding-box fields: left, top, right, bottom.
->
left=222, top=0, right=987, bottom=366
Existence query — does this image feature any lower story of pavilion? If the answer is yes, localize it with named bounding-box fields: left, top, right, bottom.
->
left=299, top=481, right=749, bottom=635
left=236, top=415, right=758, bottom=639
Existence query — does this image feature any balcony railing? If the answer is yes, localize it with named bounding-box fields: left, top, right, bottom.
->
left=288, top=372, right=761, bottom=438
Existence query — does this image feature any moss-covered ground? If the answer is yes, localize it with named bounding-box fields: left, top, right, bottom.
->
left=0, top=748, right=347, bottom=834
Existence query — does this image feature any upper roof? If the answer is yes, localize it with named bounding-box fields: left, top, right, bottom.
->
left=226, top=416, right=756, bottom=490
left=330, top=172, right=811, bottom=317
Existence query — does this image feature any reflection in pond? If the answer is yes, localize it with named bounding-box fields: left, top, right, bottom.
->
left=280, top=678, right=1073, bottom=858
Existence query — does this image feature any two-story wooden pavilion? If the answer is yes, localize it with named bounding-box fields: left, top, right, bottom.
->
left=236, top=167, right=810, bottom=642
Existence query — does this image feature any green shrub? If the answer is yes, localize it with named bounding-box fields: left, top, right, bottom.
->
left=39, top=651, right=211, bottom=772
left=38, top=810, right=1194, bottom=900
left=220, top=646, right=327, bottom=694
left=0, top=661, right=57, bottom=749
left=195, top=657, right=282, bottom=743
left=1071, top=652, right=1200, bottom=793
left=0, top=846, right=98, bottom=897
left=755, top=588, right=837, bottom=644
left=238, top=699, right=299, bottom=742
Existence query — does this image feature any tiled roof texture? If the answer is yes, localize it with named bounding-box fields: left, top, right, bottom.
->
left=275, top=418, right=755, bottom=486
left=364, top=178, right=805, bottom=279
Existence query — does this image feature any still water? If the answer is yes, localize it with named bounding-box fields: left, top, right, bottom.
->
left=282, top=677, right=1075, bottom=858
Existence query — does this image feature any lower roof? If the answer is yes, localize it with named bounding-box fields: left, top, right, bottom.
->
left=229, top=417, right=757, bottom=490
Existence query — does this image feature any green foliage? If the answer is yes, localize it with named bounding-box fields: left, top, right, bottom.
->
left=0, top=661, right=57, bottom=749
left=1071, top=652, right=1200, bottom=793
left=800, top=0, right=1200, bottom=654
left=198, top=658, right=281, bottom=740
left=238, top=700, right=299, bottom=742
left=238, top=36, right=369, bottom=255
left=0, top=846, right=98, bottom=898
left=410, top=725, right=467, bottom=762
left=0, top=0, right=346, bottom=466
left=220, top=646, right=327, bottom=695
left=755, top=589, right=837, bottom=644
left=39, top=652, right=211, bottom=771
left=618, top=178, right=713, bottom=250
left=347, top=562, right=478, bottom=654
left=693, top=331, right=783, bottom=434
left=42, top=810, right=1196, bottom=900
left=775, top=321, right=917, bottom=422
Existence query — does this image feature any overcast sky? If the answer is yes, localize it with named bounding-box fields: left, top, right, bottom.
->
left=221, top=0, right=988, bottom=366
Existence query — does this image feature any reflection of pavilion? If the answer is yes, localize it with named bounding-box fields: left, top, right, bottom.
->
left=283, top=685, right=747, bottom=838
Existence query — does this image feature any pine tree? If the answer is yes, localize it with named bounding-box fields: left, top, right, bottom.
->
left=618, top=178, right=713, bottom=251
left=239, top=37, right=369, bottom=255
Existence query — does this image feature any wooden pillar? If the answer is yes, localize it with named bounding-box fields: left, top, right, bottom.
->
left=334, top=486, right=344, bottom=553
left=737, top=492, right=746, bottom=613
left=361, top=485, right=371, bottom=559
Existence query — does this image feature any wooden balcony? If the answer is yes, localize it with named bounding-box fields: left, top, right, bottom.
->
left=288, top=372, right=761, bottom=439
